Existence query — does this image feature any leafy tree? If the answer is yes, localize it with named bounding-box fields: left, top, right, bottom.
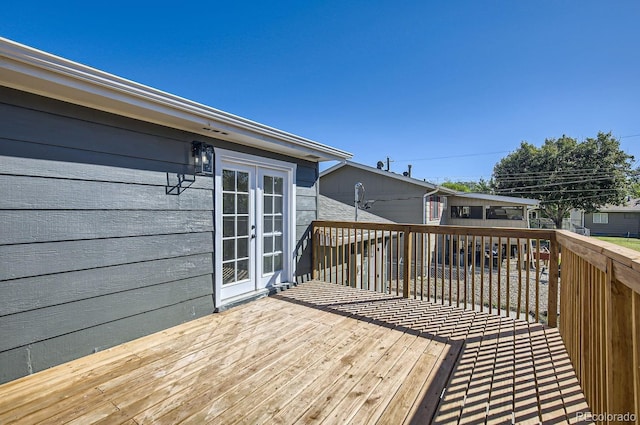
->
left=492, top=132, right=634, bottom=228
left=441, top=179, right=494, bottom=193
left=441, top=180, right=474, bottom=192
left=474, top=178, right=493, bottom=194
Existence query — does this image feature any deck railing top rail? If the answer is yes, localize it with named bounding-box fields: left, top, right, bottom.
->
left=313, top=220, right=556, bottom=239
left=556, top=229, right=640, bottom=294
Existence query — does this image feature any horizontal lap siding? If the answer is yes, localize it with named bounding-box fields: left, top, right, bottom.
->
left=0, top=158, right=215, bottom=383
left=0, top=87, right=320, bottom=383
left=295, top=168, right=318, bottom=283
left=0, top=89, right=216, bottom=383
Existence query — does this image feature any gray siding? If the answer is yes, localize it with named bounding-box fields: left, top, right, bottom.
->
left=320, top=167, right=424, bottom=224
left=0, top=86, right=318, bottom=383
left=295, top=168, right=318, bottom=283
left=585, top=212, right=640, bottom=237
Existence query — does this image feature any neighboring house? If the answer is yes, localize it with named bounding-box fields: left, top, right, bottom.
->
left=317, top=195, right=393, bottom=288
left=0, top=38, right=350, bottom=383
left=320, top=161, right=539, bottom=228
left=582, top=198, right=640, bottom=237
left=318, top=194, right=395, bottom=224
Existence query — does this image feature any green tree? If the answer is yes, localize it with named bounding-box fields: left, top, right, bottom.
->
left=441, top=179, right=494, bottom=193
left=441, top=180, right=473, bottom=192
left=474, top=178, right=493, bottom=194
left=492, top=132, right=634, bottom=228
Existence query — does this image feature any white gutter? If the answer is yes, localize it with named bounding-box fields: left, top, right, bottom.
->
left=0, top=37, right=352, bottom=162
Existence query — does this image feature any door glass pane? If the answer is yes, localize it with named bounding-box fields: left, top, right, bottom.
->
left=264, top=218, right=273, bottom=233
left=274, top=177, right=283, bottom=195
left=223, top=170, right=235, bottom=191
left=274, top=253, right=282, bottom=270
left=237, top=172, right=249, bottom=192
left=237, top=237, right=248, bottom=258
left=223, top=240, right=235, bottom=261
left=223, top=217, right=235, bottom=238
left=237, top=194, right=249, bottom=214
left=223, top=194, right=235, bottom=214
left=264, top=195, right=273, bottom=214
left=263, top=255, right=273, bottom=274
left=237, top=216, right=249, bottom=236
left=274, top=196, right=283, bottom=214
left=264, top=176, right=273, bottom=194
left=223, top=263, right=235, bottom=284
left=274, top=234, right=283, bottom=251
left=274, top=216, right=283, bottom=232
left=237, top=259, right=249, bottom=281
left=263, top=236, right=273, bottom=253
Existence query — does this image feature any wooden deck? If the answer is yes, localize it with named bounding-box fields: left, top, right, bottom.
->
left=0, top=281, right=590, bottom=424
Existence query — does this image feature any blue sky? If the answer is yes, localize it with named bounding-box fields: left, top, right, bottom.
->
left=2, top=1, right=639, bottom=182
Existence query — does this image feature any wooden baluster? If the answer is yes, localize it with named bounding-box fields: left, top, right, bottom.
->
left=480, top=235, right=485, bottom=313
left=506, top=236, right=510, bottom=317
left=548, top=236, right=559, bottom=327
left=403, top=227, right=411, bottom=298
left=535, top=238, right=540, bottom=323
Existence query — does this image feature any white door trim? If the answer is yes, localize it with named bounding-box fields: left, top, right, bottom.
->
left=214, top=148, right=297, bottom=308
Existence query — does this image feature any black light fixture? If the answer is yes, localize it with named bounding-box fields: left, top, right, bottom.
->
left=192, top=141, right=213, bottom=175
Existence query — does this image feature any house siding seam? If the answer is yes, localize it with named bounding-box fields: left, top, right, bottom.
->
left=0, top=87, right=319, bottom=383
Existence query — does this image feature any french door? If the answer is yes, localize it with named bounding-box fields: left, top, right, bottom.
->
left=215, top=150, right=295, bottom=304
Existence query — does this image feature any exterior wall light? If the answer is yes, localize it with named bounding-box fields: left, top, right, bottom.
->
left=192, top=141, right=214, bottom=175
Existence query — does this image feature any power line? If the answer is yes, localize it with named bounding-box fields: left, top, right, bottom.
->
left=494, top=176, right=618, bottom=191
left=495, top=188, right=622, bottom=195
left=394, top=150, right=511, bottom=162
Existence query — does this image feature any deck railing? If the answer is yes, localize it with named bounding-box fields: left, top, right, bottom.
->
left=556, top=230, right=640, bottom=423
left=312, top=221, right=558, bottom=325
left=312, top=221, right=640, bottom=422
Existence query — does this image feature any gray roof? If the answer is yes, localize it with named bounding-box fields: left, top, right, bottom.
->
left=454, top=192, right=539, bottom=206
left=321, top=161, right=539, bottom=206
left=598, top=198, right=640, bottom=213
left=320, top=161, right=457, bottom=195
left=318, top=195, right=395, bottom=223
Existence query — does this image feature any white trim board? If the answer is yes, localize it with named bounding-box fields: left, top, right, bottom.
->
left=213, top=148, right=297, bottom=308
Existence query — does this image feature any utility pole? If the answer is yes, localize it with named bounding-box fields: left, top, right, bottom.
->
left=355, top=182, right=364, bottom=221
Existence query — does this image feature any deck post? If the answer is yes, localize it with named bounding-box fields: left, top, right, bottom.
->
left=311, top=224, right=318, bottom=281
left=606, top=266, right=636, bottom=419
left=403, top=226, right=412, bottom=298
left=548, top=235, right=559, bottom=327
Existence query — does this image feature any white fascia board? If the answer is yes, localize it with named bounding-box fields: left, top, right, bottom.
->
left=0, top=38, right=352, bottom=162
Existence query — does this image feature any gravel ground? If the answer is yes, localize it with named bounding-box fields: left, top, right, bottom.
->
left=384, top=259, right=559, bottom=324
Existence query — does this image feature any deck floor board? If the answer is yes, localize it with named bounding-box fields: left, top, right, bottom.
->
left=0, top=281, right=590, bottom=424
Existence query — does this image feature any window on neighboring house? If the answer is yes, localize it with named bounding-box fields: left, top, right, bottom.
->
left=429, top=195, right=441, bottom=221
left=593, top=213, right=609, bottom=224
left=486, top=206, right=524, bottom=220
left=451, top=206, right=483, bottom=219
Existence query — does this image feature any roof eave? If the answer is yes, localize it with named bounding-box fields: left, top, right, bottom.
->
left=0, top=38, right=352, bottom=162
